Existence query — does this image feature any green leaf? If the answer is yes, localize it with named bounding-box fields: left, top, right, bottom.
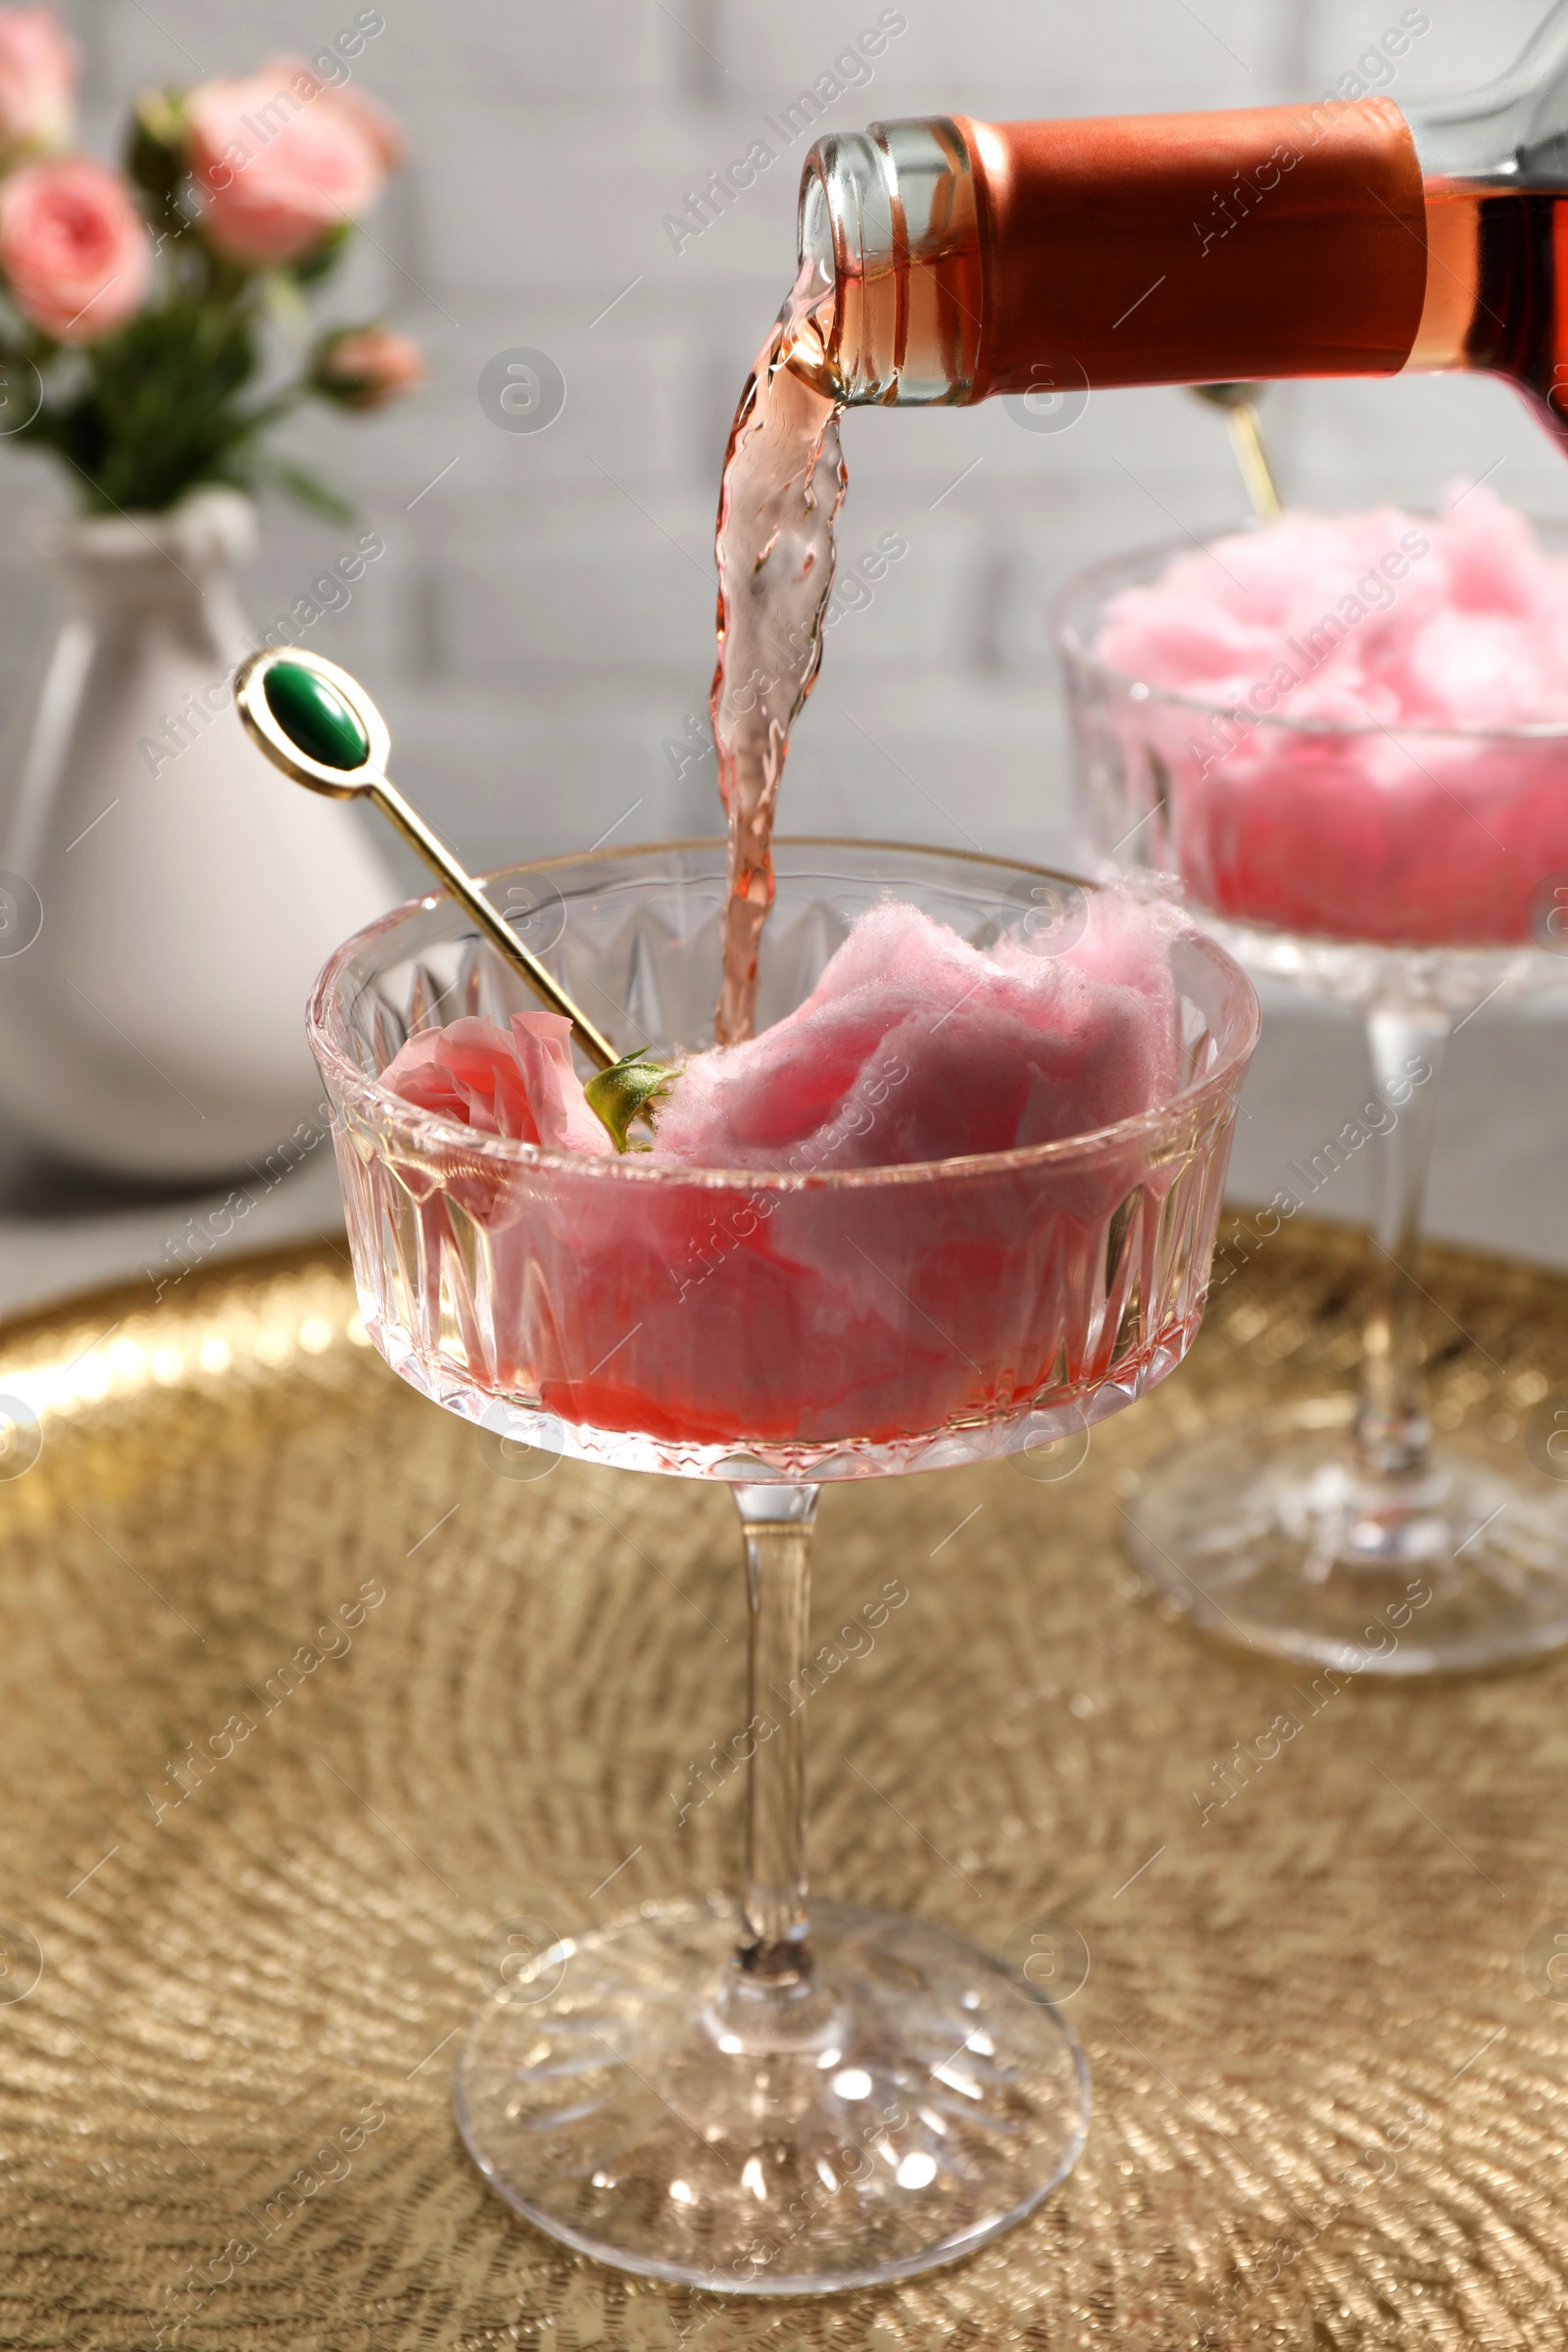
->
left=125, top=89, right=188, bottom=200
left=255, top=454, right=358, bottom=526
left=583, top=1052, right=681, bottom=1152
left=291, top=223, right=353, bottom=287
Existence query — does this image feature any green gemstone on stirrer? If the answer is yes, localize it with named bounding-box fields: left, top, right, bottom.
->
left=264, top=661, right=369, bottom=769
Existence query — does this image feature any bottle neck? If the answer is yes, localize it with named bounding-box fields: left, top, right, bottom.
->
left=800, top=104, right=1430, bottom=405
left=798, top=118, right=983, bottom=404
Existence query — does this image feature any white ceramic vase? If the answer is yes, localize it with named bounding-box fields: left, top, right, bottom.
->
left=0, top=488, right=400, bottom=1181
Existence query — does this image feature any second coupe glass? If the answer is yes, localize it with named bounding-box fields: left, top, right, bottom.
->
left=1062, top=534, right=1568, bottom=1674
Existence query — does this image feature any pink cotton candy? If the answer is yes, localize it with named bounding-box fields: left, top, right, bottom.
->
left=383, top=899, right=1181, bottom=1175
left=1095, top=488, right=1568, bottom=729
left=652, top=895, right=1180, bottom=1171
left=383, top=1010, right=613, bottom=1154
left=1092, top=488, right=1568, bottom=946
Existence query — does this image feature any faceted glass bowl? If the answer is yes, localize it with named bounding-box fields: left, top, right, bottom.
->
left=1057, top=525, right=1568, bottom=1012
left=309, top=839, right=1261, bottom=1483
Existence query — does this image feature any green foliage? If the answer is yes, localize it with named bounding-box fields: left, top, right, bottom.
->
left=124, top=90, right=186, bottom=203
left=22, top=273, right=267, bottom=513
left=290, top=222, right=351, bottom=288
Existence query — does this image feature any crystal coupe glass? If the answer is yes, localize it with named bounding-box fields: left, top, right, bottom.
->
left=1061, top=535, right=1568, bottom=1675
left=308, top=838, right=1258, bottom=2294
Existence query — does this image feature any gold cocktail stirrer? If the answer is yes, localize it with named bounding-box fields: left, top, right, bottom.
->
left=1190, top=381, right=1283, bottom=520
left=235, top=649, right=676, bottom=1150
left=235, top=646, right=618, bottom=1067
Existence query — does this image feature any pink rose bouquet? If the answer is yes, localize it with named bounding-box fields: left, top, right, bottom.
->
left=0, top=9, right=421, bottom=514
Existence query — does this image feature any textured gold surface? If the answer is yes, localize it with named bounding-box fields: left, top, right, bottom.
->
left=1, top=1221, right=1567, bottom=2349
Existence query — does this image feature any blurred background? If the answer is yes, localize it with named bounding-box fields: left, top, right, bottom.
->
left=1, top=0, right=1564, bottom=1307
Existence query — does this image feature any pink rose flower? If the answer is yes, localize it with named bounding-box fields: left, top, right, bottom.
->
left=186, top=56, right=398, bottom=268
left=0, top=9, right=76, bottom=157
left=316, top=323, right=424, bottom=411
left=316, top=76, right=402, bottom=173
left=383, top=1013, right=613, bottom=1156
left=0, top=155, right=151, bottom=342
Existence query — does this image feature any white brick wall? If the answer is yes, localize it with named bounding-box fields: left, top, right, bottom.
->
left=2, top=0, right=1565, bottom=1257
left=7, top=0, right=1553, bottom=873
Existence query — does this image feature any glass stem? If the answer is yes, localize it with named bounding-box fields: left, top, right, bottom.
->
left=1352, top=1005, right=1451, bottom=1483
left=731, top=1483, right=819, bottom=1983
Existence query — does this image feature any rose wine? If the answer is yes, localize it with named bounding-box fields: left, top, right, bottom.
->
left=710, top=266, right=845, bottom=1045
left=1412, top=180, right=1568, bottom=447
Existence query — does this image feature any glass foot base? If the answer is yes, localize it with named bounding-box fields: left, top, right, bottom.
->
left=452, top=1894, right=1088, bottom=2295
left=1125, top=1401, right=1568, bottom=1674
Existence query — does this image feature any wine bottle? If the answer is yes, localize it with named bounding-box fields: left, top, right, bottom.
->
left=795, top=1, right=1568, bottom=445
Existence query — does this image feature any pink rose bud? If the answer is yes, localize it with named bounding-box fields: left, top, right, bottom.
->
left=0, top=8, right=76, bottom=158
left=185, top=55, right=398, bottom=268
left=0, top=154, right=151, bottom=342
left=317, top=324, right=424, bottom=411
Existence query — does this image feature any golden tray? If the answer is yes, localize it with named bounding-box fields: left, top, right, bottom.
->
left=1, top=1217, right=1566, bottom=2350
